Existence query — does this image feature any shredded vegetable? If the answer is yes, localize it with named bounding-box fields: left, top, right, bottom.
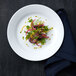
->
left=20, top=25, right=26, bottom=33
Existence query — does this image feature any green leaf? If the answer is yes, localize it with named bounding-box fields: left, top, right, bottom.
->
left=22, top=36, right=24, bottom=40
left=43, top=26, right=49, bottom=31
left=32, top=30, right=37, bottom=34
left=49, top=27, right=53, bottom=30
left=27, top=31, right=32, bottom=35
left=26, top=34, right=30, bottom=39
left=28, top=19, right=33, bottom=22
left=40, top=38, right=46, bottom=45
left=34, top=36, right=39, bottom=39
left=26, top=26, right=30, bottom=29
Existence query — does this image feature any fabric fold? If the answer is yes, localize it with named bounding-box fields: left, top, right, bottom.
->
left=45, top=9, right=76, bottom=76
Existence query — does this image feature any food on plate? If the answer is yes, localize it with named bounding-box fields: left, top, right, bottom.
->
left=20, top=16, right=53, bottom=48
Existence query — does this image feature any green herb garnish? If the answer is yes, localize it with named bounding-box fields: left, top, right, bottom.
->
left=44, top=26, right=49, bottom=31
left=39, top=38, right=46, bottom=45
left=22, top=36, right=24, bottom=40
left=26, top=34, right=30, bottom=39
left=28, top=19, right=33, bottom=22
left=26, top=26, right=30, bottom=29
left=49, top=27, right=53, bottom=30
left=34, top=36, right=39, bottom=39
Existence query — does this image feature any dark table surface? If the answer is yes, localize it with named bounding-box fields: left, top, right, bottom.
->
left=0, top=0, right=76, bottom=76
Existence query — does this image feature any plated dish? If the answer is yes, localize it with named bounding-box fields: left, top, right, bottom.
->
left=7, top=4, right=64, bottom=61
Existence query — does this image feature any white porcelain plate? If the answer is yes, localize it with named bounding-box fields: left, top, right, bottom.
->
left=7, top=4, right=64, bottom=61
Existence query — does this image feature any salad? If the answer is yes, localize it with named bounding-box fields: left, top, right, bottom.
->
left=20, top=16, right=53, bottom=48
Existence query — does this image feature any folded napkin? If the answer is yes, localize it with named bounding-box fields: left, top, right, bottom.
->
left=45, top=9, right=76, bottom=76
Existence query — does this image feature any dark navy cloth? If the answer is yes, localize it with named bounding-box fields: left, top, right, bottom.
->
left=45, top=9, right=76, bottom=76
